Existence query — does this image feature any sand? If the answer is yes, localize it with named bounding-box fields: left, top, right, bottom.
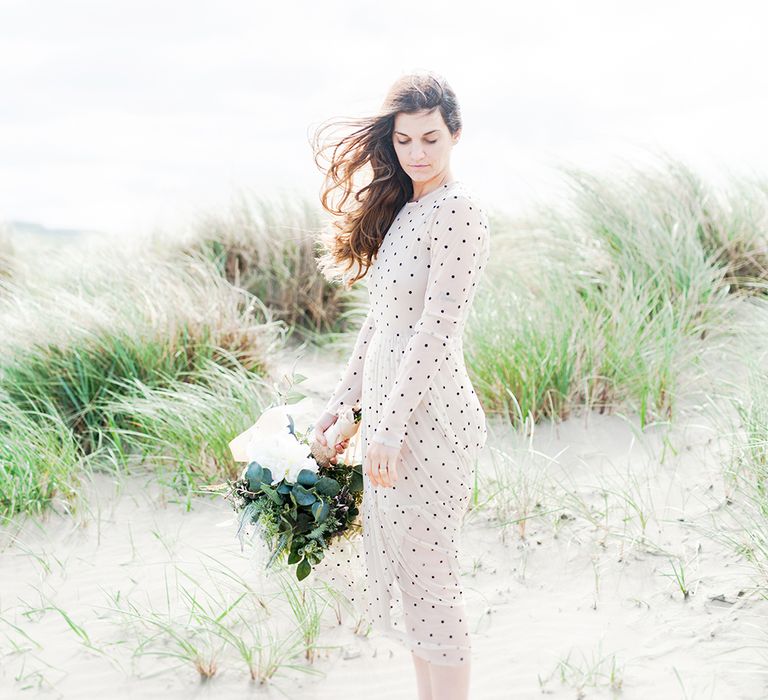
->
left=1, top=341, right=767, bottom=699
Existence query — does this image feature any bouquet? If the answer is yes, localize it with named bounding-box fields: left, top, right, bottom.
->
left=217, top=403, right=364, bottom=581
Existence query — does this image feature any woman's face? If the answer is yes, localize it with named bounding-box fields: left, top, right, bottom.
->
left=392, top=109, right=460, bottom=185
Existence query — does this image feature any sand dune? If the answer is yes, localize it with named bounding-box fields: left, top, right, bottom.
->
left=1, top=342, right=766, bottom=699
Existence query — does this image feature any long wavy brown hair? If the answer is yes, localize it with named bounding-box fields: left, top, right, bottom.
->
left=310, top=71, right=462, bottom=289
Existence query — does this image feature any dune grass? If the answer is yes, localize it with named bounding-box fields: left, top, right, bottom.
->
left=0, top=388, right=84, bottom=517
left=708, top=329, right=768, bottom=586
left=0, top=187, right=375, bottom=520
left=465, top=157, right=767, bottom=431
left=101, top=560, right=332, bottom=685
left=0, top=242, right=286, bottom=518
left=2, top=160, right=768, bottom=695
left=99, top=354, right=293, bottom=510
left=2, top=159, right=767, bottom=523
left=148, top=187, right=361, bottom=342
left=0, top=227, right=13, bottom=284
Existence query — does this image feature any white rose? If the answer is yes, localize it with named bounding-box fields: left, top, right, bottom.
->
left=244, top=420, right=318, bottom=485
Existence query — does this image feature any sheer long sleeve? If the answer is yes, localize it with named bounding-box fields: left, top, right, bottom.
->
left=371, top=194, right=490, bottom=450
left=323, top=305, right=377, bottom=416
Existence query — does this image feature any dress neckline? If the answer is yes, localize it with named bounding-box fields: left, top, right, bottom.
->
left=404, top=180, right=460, bottom=207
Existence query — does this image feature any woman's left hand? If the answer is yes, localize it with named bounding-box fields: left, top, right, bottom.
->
left=364, top=441, right=400, bottom=488
left=329, top=436, right=350, bottom=464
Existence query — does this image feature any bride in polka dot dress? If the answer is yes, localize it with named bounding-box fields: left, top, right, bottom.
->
left=312, top=72, right=490, bottom=700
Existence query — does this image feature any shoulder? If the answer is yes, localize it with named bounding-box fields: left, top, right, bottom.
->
left=429, top=182, right=490, bottom=241
left=432, top=182, right=488, bottom=218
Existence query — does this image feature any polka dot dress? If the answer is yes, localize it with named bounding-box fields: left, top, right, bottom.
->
left=320, top=180, right=490, bottom=666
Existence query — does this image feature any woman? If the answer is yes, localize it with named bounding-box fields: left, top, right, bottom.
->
left=312, top=71, right=490, bottom=700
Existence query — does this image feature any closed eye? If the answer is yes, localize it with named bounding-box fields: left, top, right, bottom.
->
left=397, top=139, right=438, bottom=145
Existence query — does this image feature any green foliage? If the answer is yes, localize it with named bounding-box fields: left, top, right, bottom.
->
left=0, top=390, right=83, bottom=517
left=468, top=156, right=768, bottom=430
left=0, top=240, right=285, bottom=516
left=226, top=452, right=363, bottom=581
left=154, top=189, right=362, bottom=340
left=0, top=228, right=14, bottom=284
left=100, top=354, right=280, bottom=494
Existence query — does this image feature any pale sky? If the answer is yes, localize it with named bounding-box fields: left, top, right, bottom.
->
left=1, top=0, right=766, bottom=239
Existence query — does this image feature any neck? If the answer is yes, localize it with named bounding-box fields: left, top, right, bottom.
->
left=411, top=172, right=454, bottom=200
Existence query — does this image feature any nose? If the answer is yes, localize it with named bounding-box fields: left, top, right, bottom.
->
left=410, top=144, right=426, bottom=160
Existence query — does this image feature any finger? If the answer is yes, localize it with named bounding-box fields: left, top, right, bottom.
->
left=378, top=464, right=390, bottom=488
left=370, top=461, right=381, bottom=487
left=383, top=455, right=398, bottom=487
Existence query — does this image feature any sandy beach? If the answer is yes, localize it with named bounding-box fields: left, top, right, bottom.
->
left=2, top=338, right=767, bottom=700
left=2, top=3, right=767, bottom=697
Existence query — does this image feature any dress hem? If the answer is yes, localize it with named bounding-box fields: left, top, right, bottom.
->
left=369, top=615, right=473, bottom=667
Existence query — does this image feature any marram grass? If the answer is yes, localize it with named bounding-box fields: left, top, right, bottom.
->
left=100, top=354, right=290, bottom=509
left=0, top=252, right=282, bottom=451
left=2, top=158, right=767, bottom=521
left=0, top=388, right=83, bottom=517
left=0, top=226, right=14, bottom=285
left=464, top=157, right=766, bottom=430
left=149, top=187, right=359, bottom=341
left=0, top=243, right=285, bottom=517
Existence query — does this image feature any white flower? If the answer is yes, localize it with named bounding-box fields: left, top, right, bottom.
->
left=241, top=406, right=318, bottom=485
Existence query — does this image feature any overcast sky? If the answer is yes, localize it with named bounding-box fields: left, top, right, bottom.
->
left=1, top=0, right=766, bottom=238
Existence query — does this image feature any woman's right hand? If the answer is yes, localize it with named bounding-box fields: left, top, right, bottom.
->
left=315, top=411, right=350, bottom=464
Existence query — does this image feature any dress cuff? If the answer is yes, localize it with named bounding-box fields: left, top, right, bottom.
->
left=370, top=428, right=405, bottom=450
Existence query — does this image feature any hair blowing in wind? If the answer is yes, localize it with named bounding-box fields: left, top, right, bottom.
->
left=309, top=71, right=462, bottom=288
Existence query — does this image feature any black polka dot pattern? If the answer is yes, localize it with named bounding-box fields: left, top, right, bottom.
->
left=321, top=180, right=490, bottom=666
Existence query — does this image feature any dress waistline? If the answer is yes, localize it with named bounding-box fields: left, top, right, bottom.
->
left=372, top=326, right=462, bottom=346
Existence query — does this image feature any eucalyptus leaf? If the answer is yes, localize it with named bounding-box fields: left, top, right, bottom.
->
left=314, top=476, right=341, bottom=498
left=292, top=484, right=317, bottom=506
left=297, top=469, right=319, bottom=488
left=245, top=462, right=264, bottom=490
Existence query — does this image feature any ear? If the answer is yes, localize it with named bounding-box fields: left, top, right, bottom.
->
left=452, top=128, right=461, bottom=144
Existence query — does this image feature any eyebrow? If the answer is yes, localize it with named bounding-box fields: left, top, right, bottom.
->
left=394, top=129, right=440, bottom=137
